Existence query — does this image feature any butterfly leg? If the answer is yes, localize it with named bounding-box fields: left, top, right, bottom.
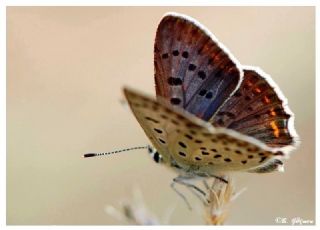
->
left=170, top=180, right=192, bottom=210
left=203, top=179, right=210, bottom=190
left=173, top=176, right=209, bottom=206
left=212, top=175, right=229, bottom=184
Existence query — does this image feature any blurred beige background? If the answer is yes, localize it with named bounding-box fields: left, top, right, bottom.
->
left=7, top=7, right=315, bottom=225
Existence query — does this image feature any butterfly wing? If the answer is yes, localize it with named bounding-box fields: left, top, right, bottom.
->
left=211, top=67, right=299, bottom=150
left=154, top=13, right=242, bottom=121
left=124, top=87, right=287, bottom=174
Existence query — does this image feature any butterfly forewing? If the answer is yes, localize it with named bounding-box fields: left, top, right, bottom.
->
left=154, top=13, right=242, bottom=121
left=124, top=87, right=285, bottom=174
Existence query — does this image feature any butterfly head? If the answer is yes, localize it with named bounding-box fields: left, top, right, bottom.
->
left=147, top=145, right=163, bottom=163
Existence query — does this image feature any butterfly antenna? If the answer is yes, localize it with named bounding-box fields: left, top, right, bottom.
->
left=83, top=145, right=150, bottom=158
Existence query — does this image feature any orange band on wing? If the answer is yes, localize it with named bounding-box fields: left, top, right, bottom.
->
left=270, top=108, right=276, bottom=116
left=263, top=96, right=271, bottom=104
left=254, top=88, right=262, bottom=93
left=270, top=121, right=280, bottom=138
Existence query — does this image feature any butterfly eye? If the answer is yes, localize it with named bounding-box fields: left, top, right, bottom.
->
left=153, top=152, right=162, bottom=163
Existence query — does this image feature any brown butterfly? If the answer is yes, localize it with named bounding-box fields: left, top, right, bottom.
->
left=85, top=13, right=299, bottom=207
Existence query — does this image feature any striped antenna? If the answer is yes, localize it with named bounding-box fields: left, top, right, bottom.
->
left=83, top=145, right=150, bottom=158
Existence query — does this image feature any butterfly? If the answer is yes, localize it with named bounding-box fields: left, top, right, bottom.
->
left=84, top=12, right=299, bottom=207
left=122, top=12, right=299, bottom=182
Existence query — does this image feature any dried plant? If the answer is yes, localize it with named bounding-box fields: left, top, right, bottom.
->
left=105, top=187, right=175, bottom=225
left=203, top=175, right=245, bottom=225
left=105, top=176, right=245, bottom=225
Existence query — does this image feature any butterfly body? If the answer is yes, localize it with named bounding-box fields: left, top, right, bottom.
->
left=124, top=12, right=298, bottom=177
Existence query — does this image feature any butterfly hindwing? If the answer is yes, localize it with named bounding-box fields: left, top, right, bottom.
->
left=154, top=13, right=242, bottom=121
left=211, top=67, right=298, bottom=149
left=124, top=87, right=285, bottom=174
